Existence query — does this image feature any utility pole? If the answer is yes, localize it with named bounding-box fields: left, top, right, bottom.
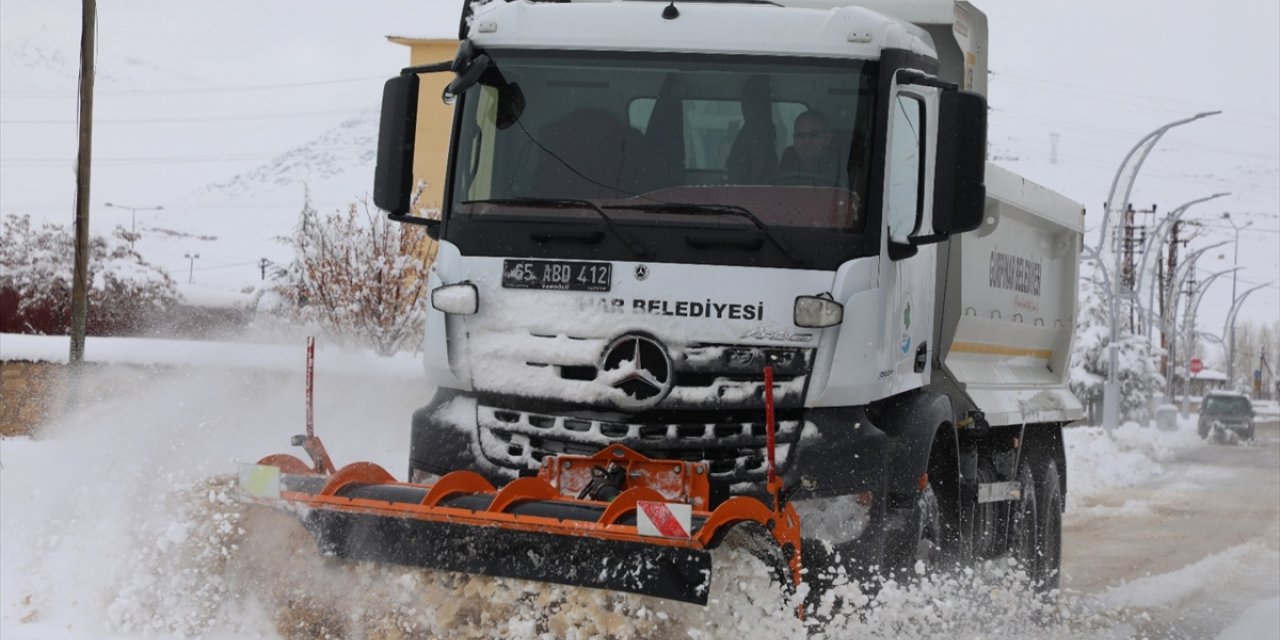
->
left=1161, top=219, right=1183, bottom=373
left=69, top=0, right=97, bottom=366
left=259, top=257, right=271, bottom=280
left=1122, top=203, right=1154, bottom=333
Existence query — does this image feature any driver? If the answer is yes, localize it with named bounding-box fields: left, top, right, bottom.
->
left=776, top=110, right=841, bottom=179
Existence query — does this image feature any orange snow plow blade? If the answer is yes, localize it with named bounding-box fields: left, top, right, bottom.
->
left=240, top=443, right=802, bottom=605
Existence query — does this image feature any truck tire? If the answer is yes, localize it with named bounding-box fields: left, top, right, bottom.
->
left=884, top=485, right=942, bottom=580
left=1033, top=459, right=1063, bottom=591
left=1007, top=464, right=1038, bottom=574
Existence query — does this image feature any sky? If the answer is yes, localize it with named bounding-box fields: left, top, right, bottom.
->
left=0, top=0, right=1276, bottom=345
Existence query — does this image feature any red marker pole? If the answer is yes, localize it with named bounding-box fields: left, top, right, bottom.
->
left=297, top=336, right=335, bottom=474
left=763, top=365, right=777, bottom=485
left=306, top=336, right=315, bottom=440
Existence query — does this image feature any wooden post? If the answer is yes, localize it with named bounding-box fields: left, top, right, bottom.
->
left=69, top=0, right=96, bottom=365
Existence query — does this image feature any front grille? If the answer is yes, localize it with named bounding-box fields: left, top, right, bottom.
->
left=540, top=340, right=814, bottom=409
left=477, top=404, right=802, bottom=483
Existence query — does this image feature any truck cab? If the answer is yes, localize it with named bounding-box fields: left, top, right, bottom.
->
left=376, top=0, right=1081, bottom=589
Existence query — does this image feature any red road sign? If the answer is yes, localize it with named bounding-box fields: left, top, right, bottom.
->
left=1190, top=358, right=1204, bottom=374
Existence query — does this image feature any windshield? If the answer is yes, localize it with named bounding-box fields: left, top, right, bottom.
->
left=448, top=51, right=877, bottom=234
left=1202, top=395, right=1252, bottom=415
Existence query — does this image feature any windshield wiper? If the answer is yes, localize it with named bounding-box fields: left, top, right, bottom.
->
left=461, top=197, right=649, bottom=258
left=605, top=202, right=803, bottom=266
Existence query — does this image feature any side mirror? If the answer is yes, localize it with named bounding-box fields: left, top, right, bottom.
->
left=930, top=90, right=987, bottom=237
left=444, top=53, right=490, bottom=104
left=373, top=74, right=420, bottom=215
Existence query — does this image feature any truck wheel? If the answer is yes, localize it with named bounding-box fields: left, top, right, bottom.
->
left=884, top=485, right=942, bottom=579
left=1007, top=464, right=1038, bottom=573
left=1033, top=459, right=1063, bottom=591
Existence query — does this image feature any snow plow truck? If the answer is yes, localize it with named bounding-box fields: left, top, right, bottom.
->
left=243, top=0, right=1085, bottom=606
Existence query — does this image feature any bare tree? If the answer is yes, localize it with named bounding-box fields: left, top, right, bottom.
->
left=273, top=195, right=433, bottom=356
left=0, top=214, right=177, bottom=335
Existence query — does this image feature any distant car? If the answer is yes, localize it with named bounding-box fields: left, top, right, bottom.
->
left=1198, top=391, right=1255, bottom=441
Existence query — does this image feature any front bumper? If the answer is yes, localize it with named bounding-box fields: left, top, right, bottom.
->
left=409, top=390, right=887, bottom=505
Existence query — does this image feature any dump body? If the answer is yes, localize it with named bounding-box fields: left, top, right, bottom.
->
left=936, top=163, right=1085, bottom=426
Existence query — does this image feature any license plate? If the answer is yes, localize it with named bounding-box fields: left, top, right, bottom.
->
left=502, top=260, right=612, bottom=292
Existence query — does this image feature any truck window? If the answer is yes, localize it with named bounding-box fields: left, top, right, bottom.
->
left=629, top=98, right=807, bottom=181
left=885, top=94, right=924, bottom=241
left=449, top=51, right=876, bottom=233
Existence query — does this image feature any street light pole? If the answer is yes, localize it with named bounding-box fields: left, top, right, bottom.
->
left=1100, top=111, right=1220, bottom=432
left=104, top=202, right=164, bottom=247
left=1172, top=266, right=1239, bottom=404
left=1134, top=192, right=1229, bottom=342
left=1162, top=242, right=1228, bottom=407
left=1220, top=212, right=1252, bottom=386
left=184, top=253, right=200, bottom=284
left=1223, top=282, right=1273, bottom=390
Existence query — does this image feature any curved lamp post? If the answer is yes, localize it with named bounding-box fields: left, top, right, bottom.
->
left=1168, top=266, right=1241, bottom=403
left=1136, top=192, right=1230, bottom=340
left=1221, top=212, right=1254, bottom=383
left=1101, top=111, right=1220, bottom=431
left=1223, top=282, right=1274, bottom=389
left=1161, top=243, right=1228, bottom=412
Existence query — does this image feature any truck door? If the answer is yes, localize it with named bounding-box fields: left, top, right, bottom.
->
left=881, top=82, right=938, bottom=396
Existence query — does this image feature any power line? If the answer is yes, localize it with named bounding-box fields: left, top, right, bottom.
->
left=990, top=69, right=1280, bottom=128
left=0, top=108, right=370, bottom=125
left=989, top=143, right=1280, bottom=194
left=991, top=109, right=1280, bottom=161
left=1197, top=223, right=1280, bottom=235
left=1, top=145, right=369, bottom=166
left=0, top=76, right=386, bottom=99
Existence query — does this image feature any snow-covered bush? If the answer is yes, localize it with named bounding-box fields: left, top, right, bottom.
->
left=1070, top=275, right=1162, bottom=424
left=271, top=196, right=432, bottom=356
left=0, top=214, right=178, bottom=335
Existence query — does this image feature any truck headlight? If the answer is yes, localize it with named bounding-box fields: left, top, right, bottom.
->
left=432, top=283, right=479, bottom=315
left=794, top=295, right=843, bottom=328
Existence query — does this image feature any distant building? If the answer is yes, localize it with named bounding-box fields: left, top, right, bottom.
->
left=1188, top=368, right=1229, bottom=397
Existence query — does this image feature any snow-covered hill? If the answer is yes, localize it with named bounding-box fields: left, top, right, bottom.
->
left=194, top=111, right=378, bottom=205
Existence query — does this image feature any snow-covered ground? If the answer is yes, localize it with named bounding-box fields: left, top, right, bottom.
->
left=2, top=334, right=1278, bottom=639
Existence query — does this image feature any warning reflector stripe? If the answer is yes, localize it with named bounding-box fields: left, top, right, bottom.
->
left=637, top=501, right=692, bottom=539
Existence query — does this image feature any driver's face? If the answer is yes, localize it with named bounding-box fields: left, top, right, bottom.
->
left=793, top=116, right=832, bottom=162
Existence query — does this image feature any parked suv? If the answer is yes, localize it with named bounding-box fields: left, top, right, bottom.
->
left=1198, top=391, right=1255, bottom=441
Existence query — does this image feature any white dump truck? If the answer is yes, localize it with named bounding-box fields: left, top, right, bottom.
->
left=252, top=0, right=1085, bottom=605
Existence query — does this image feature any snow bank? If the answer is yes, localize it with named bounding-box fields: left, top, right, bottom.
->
left=1062, top=420, right=1204, bottom=507
left=1216, top=597, right=1280, bottom=640
left=0, top=361, right=428, bottom=638
left=1100, top=543, right=1280, bottom=610
left=0, top=332, right=420, bottom=379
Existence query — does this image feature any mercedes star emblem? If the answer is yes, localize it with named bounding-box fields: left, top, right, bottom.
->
left=599, top=334, right=673, bottom=410
left=634, top=264, right=650, bottom=281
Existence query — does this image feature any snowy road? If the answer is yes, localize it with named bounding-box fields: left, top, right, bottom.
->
left=1063, top=421, right=1280, bottom=639
left=1, top=347, right=1278, bottom=638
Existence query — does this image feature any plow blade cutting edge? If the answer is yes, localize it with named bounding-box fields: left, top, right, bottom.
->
left=240, top=444, right=802, bottom=605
